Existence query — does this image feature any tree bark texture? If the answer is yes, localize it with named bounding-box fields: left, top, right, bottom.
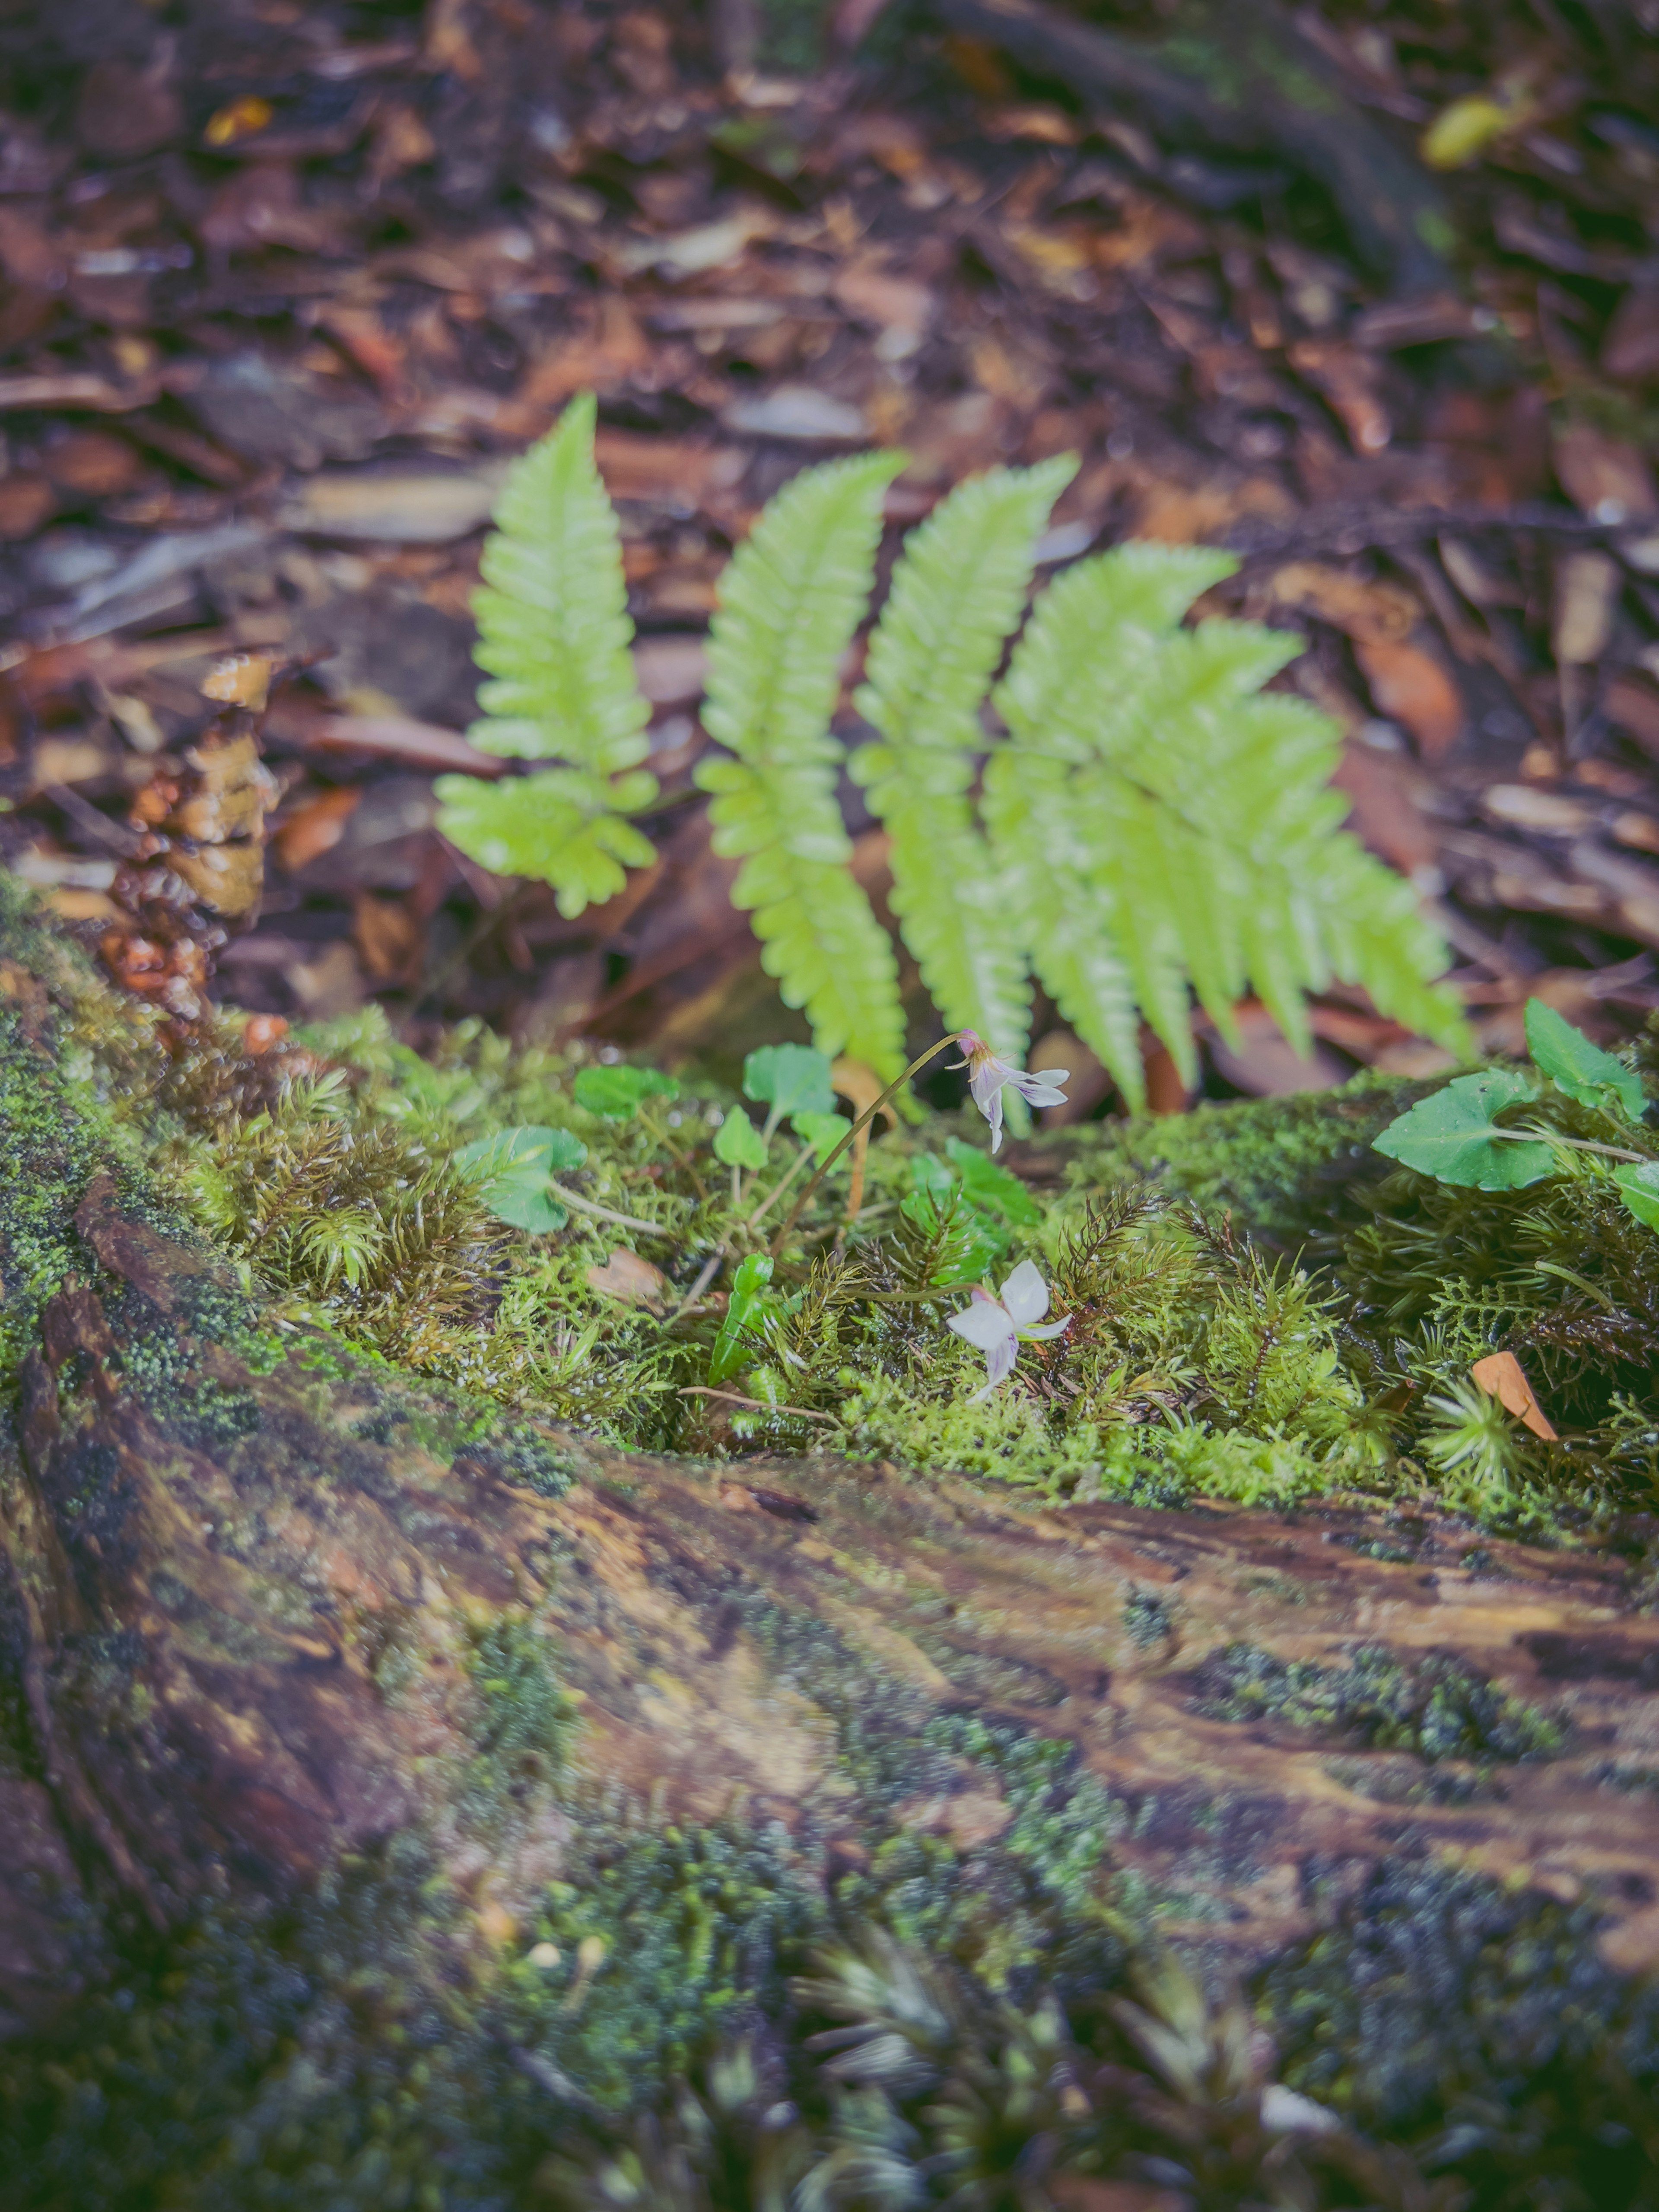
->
left=930, top=0, right=1455, bottom=294
left=6, top=979, right=1659, bottom=2053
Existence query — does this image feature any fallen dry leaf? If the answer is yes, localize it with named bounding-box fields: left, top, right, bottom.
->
left=586, top=1249, right=668, bottom=1305
left=1268, top=562, right=1417, bottom=645
left=0, top=475, right=56, bottom=540
left=353, top=891, right=424, bottom=987
left=1553, top=422, right=1657, bottom=522
left=201, top=653, right=276, bottom=711
left=1330, top=743, right=1439, bottom=875
left=42, top=430, right=143, bottom=496
left=1288, top=340, right=1391, bottom=454
left=1605, top=284, right=1659, bottom=383
left=1471, top=1351, right=1558, bottom=1441
left=1353, top=636, right=1465, bottom=758
left=275, top=786, right=362, bottom=873
left=1553, top=550, right=1621, bottom=667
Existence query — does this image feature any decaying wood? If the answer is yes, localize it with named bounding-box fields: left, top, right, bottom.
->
left=7, top=1151, right=1659, bottom=2039
left=931, top=0, right=1454, bottom=294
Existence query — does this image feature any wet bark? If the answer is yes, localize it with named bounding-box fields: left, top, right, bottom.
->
left=8, top=1186, right=1659, bottom=2035
left=932, top=0, right=1455, bottom=295
left=4, top=941, right=1659, bottom=2044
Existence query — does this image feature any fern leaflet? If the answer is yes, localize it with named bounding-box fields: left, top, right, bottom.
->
left=852, top=457, right=1075, bottom=1066
left=434, top=394, right=657, bottom=917
left=696, top=450, right=908, bottom=1077
left=985, top=543, right=1469, bottom=1108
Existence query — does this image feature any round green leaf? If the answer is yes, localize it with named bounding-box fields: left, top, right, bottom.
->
left=743, top=1042, right=837, bottom=1123
left=572, top=1065, right=680, bottom=1119
left=1616, top=1162, right=1659, bottom=1233
left=792, top=1111, right=852, bottom=1163
left=713, top=1112, right=769, bottom=1170
left=1373, top=1068, right=1553, bottom=1189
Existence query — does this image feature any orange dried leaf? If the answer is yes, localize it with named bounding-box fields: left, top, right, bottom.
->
left=586, top=1249, right=668, bottom=1305
left=1471, top=1351, right=1559, bottom=1441
left=1354, top=636, right=1465, bottom=758
left=201, top=652, right=276, bottom=710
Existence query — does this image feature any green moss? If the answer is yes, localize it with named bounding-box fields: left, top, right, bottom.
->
left=1262, top=1859, right=1659, bottom=2199
left=1192, top=1641, right=1564, bottom=1764
left=0, top=1838, right=561, bottom=2212
left=1045, top=1070, right=1429, bottom=1246
left=518, top=1823, right=820, bottom=2113
left=463, top=1617, right=573, bottom=1789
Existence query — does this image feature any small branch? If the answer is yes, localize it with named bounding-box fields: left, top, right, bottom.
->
left=550, top=1182, right=669, bottom=1235
left=677, top=1386, right=836, bottom=1424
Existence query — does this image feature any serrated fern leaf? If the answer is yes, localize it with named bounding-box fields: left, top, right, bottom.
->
left=851, top=458, right=1075, bottom=1064
left=432, top=768, right=658, bottom=920
left=436, top=394, right=659, bottom=918
left=467, top=394, right=650, bottom=772
left=696, top=451, right=908, bottom=1075
left=984, top=544, right=1469, bottom=1107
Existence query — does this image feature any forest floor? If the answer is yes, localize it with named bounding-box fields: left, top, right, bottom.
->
left=0, top=0, right=1657, bottom=1108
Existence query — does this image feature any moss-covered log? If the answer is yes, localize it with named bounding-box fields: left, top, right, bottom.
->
left=5, top=908, right=1659, bottom=2200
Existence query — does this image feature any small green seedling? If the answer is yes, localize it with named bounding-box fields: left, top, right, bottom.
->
left=709, top=1252, right=776, bottom=1384
left=1523, top=998, right=1646, bottom=1120
left=743, top=1042, right=837, bottom=1138
left=572, top=1065, right=679, bottom=1120
left=713, top=1112, right=769, bottom=1172
left=1374, top=999, right=1657, bottom=1224
left=456, top=1124, right=588, bottom=1231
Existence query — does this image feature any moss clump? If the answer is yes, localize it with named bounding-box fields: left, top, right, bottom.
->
left=0, top=1838, right=564, bottom=2212
left=1046, top=1069, right=1431, bottom=1245
left=463, top=1617, right=573, bottom=1789
left=515, top=1823, right=821, bottom=2113
left=1192, top=1641, right=1563, bottom=1764
left=1263, top=1859, right=1659, bottom=2206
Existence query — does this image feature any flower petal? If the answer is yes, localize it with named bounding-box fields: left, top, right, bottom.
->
left=1009, top=1074, right=1068, bottom=1109
left=982, top=1332, right=1019, bottom=1387
left=979, top=1085, right=1006, bottom=1153
left=1019, top=1317, right=1071, bottom=1340
left=999, top=1259, right=1050, bottom=1327
left=947, top=1301, right=1017, bottom=1353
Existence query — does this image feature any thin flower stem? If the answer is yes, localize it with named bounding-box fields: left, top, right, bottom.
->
left=666, top=1243, right=727, bottom=1322
left=549, top=1182, right=667, bottom=1235
left=745, top=1140, right=817, bottom=1232
left=677, top=1386, right=836, bottom=1424
left=769, top=1033, right=961, bottom=1257
left=1493, top=1129, right=1648, bottom=1164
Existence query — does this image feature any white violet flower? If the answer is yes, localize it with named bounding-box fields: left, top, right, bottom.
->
left=953, top=1031, right=1070, bottom=1153
left=945, top=1259, right=1071, bottom=1397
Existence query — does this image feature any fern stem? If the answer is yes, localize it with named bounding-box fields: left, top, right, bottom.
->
left=769, top=1033, right=963, bottom=1255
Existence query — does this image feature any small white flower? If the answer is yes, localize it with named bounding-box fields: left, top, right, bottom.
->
left=945, top=1258, right=1071, bottom=1397
left=953, top=1030, right=1070, bottom=1153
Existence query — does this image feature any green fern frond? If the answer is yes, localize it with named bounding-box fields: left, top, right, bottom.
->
left=432, top=767, right=659, bottom=918
left=435, top=394, right=658, bottom=917
left=851, top=457, right=1075, bottom=1065
left=985, top=544, right=1468, bottom=1107
left=696, top=451, right=909, bottom=1076
left=467, top=394, right=650, bottom=772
